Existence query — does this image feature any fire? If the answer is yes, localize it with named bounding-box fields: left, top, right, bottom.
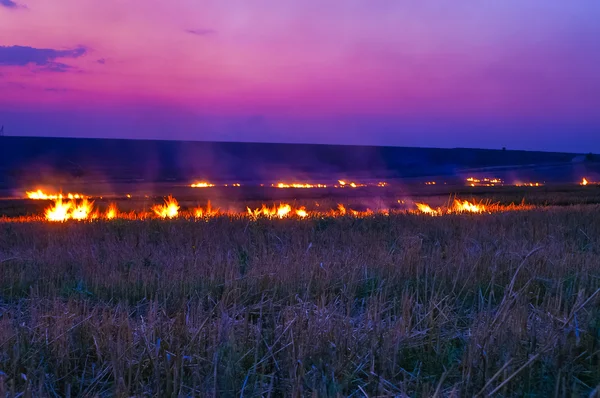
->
left=26, top=189, right=87, bottom=200
left=71, top=198, right=96, bottom=220
left=193, top=200, right=218, bottom=218
left=43, top=198, right=96, bottom=221
left=274, top=183, right=327, bottom=189
left=106, top=203, right=118, bottom=219
left=451, top=199, right=485, bottom=213
left=152, top=195, right=180, bottom=219
left=425, top=181, right=436, bottom=185
left=466, top=177, right=504, bottom=187
left=415, top=203, right=441, bottom=216
left=337, top=204, right=347, bottom=216
left=377, top=182, right=388, bottom=187
left=190, top=181, right=215, bottom=188
left=515, top=182, right=544, bottom=187
left=45, top=198, right=73, bottom=222
left=296, top=207, right=308, bottom=218
left=581, top=178, right=589, bottom=186
left=277, top=203, right=291, bottom=218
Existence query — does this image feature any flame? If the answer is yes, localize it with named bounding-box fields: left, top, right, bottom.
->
left=377, top=182, right=388, bottom=187
left=276, top=203, right=291, bottom=218
left=296, top=207, right=308, bottom=218
left=415, top=203, right=441, bottom=216
left=190, top=181, right=215, bottom=188
left=106, top=203, right=118, bottom=219
left=451, top=199, right=485, bottom=213
left=152, top=195, right=180, bottom=219
left=26, top=189, right=87, bottom=200
left=193, top=200, right=218, bottom=218
left=43, top=198, right=96, bottom=221
left=337, top=204, right=347, bottom=216
left=71, top=198, right=95, bottom=220
left=425, top=181, right=436, bottom=185
left=581, top=178, right=589, bottom=186
left=45, top=198, right=73, bottom=221
left=338, top=180, right=346, bottom=186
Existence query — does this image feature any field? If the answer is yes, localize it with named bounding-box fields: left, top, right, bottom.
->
left=1, top=187, right=600, bottom=397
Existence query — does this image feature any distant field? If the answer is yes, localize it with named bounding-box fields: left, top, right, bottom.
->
left=1, top=199, right=600, bottom=396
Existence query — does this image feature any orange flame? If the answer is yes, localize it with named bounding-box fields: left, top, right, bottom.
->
left=193, top=200, right=218, bottom=218
left=451, top=199, right=486, bottom=213
left=106, top=203, right=118, bottom=219
left=45, top=198, right=73, bottom=221
left=415, top=203, right=441, bottom=216
left=581, top=178, right=589, bottom=186
left=152, top=195, right=180, bottom=219
left=71, top=198, right=95, bottom=220
left=295, top=207, right=308, bottom=218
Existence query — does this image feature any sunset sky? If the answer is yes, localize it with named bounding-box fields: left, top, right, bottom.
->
left=1, top=0, right=599, bottom=152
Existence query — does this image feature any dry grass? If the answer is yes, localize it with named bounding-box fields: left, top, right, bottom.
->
left=1, top=206, right=600, bottom=396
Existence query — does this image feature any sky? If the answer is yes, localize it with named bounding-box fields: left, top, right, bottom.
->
left=1, top=0, right=600, bottom=153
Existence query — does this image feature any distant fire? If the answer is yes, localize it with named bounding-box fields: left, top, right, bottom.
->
left=26, top=189, right=88, bottom=200
left=466, top=177, right=504, bottom=187
left=273, top=183, right=327, bottom=189
left=190, top=181, right=215, bottom=188
left=579, top=178, right=599, bottom=186
left=336, top=180, right=367, bottom=188
left=515, top=182, right=544, bottom=187
left=425, top=181, right=437, bottom=185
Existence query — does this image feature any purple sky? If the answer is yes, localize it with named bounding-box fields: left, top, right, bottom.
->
left=1, top=0, right=600, bottom=152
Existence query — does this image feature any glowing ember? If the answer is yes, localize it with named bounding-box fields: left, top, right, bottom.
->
left=190, top=181, right=215, bottom=188
left=377, top=182, right=388, bottom=187
left=425, top=181, right=437, bottom=185
left=106, top=203, right=118, bottom=219
left=152, top=196, right=180, bottom=219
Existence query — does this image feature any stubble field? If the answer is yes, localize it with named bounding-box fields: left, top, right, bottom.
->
left=1, top=189, right=600, bottom=396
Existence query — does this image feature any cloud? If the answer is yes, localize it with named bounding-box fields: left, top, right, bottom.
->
left=0, top=0, right=18, bottom=8
left=185, top=28, right=216, bottom=36
left=0, top=45, right=86, bottom=72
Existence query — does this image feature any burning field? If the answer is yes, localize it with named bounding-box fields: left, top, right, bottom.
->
left=5, top=189, right=532, bottom=223
left=1, top=181, right=600, bottom=396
